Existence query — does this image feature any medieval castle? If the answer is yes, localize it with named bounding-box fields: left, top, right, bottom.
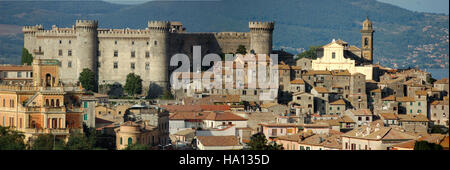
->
left=22, top=20, right=275, bottom=92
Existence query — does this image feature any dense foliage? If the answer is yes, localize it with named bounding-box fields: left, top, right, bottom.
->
left=124, top=73, right=143, bottom=97
left=21, top=48, right=33, bottom=65
left=236, top=45, right=247, bottom=55
left=246, top=133, right=284, bottom=150
left=79, top=68, right=98, bottom=92
left=414, top=141, right=443, bottom=150
left=0, top=126, right=26, bottom=150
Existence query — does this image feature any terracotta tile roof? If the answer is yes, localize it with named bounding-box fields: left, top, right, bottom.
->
left=277, top=134, right=301, bottom=142
left=397, top=114, right=429, bottom=122
left=204, top=111, right=247, bottom=121
left=276, top=64, right=291, bottom=70
left=196, top=136, right=241, bottom=146
left=339, top=116, right=355, bottom=123
left=434, top=78, right=449, bottom=84
left=396, top=97, right=415, bottom=102
left=313, top=87, right=329, bottom=93
left=0, top=65, right=32, bottom=71
left=348, top=109, right=372, bottom=116
left=161, top=105, right=230, bottom=112
left=382, top=95, right=396, bottom=101
left=259, top=123, right=303, bottom=127
left=169, top=111, right=209, bottom=120
left=392, top=134, right=449, bottom=149
left=331, top=70, right=351, bottom=76
left=290, top=79, right=305, bottom=84
left=304, top=70, right=331, bottom=75
left=379, top=113, right=398, bottom=120
left=415, top=90, right=428, bottom=96
left=330, top=99, right=345, bottom=105
left=342, top=125, right=416, bottom=141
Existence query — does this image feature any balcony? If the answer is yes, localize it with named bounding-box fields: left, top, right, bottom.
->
left=23, top=128, right=69, bottom=135
left=33, top=49, right=44, bottom=55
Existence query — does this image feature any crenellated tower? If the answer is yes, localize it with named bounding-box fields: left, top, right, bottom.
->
left=249, top=21, right=274, bottom=55
left=148, top=21, right=171, bottom=91
left=360, top=16, right=374, bottom=64
left=22, top=25, right=43, bottom=54
left=75, top=20, right=98, bottom=79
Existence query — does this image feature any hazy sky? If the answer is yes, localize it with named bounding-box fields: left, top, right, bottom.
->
left=103, top=0, right=449, bottom=14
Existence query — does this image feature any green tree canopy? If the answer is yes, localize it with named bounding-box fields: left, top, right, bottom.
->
left=246, top=133, right=284, bottom=150
left=123, top=143, right=150, bottom=150
left=31, top=134, right=65, bottom=150
left=297, top=46, right=321, bottom=60
left=21, top=48, right=33, bottom=65
left=414, top=141, right=443, bottom=150
left=0, top=126, right=26, bottom=150
left=65, top=132, right=94, bottom=150
left=236, top=45, right=247, bottom=55
left=79, top=68, right=98, bottom=92
left=124, top=73, right=143, bottom=97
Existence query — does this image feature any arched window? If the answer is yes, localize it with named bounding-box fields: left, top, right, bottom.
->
left=51, top=99, right=55, bottom=107
left=364, top=38, right=369, bottom=47
left=128, top=137, right=133, bottom=145
left=46, top=99, right=49, bottom=106
left=120, top=137, right=123, bottom=145
left=56, top=99, right=60, bottom=107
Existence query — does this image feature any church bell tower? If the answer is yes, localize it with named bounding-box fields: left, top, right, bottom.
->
left=360, top=16, right=374, bottom=64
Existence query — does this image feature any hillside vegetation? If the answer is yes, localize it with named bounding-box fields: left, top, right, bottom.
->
left=0, top=0, right=448, bottom=69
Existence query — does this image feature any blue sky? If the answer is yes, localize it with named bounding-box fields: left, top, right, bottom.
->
left=103, top=0, right=449, bottom=14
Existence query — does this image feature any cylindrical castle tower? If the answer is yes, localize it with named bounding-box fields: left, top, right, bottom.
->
left=22, top=25, right=43, bottom=55
left=249, top=21, right=274, bottom=56
left=148, top=21, right=170, bottom=92
left=75, top=20, right=98, bottom=79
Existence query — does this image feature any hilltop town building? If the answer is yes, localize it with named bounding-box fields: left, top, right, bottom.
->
left=0, top=59, right=84, bottom=141
left=311, top=17, right=378, bottom=80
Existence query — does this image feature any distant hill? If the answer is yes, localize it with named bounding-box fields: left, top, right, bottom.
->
left=0, top=0, right=448, bottom=70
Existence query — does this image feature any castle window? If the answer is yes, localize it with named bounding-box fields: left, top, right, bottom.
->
left=58, top=49, right=62, bottom=56
left=69, top=40, right=71, bottom=44
left=131, top=63, right=135, bottom=69
left=114, top=50, right=118, bottom=57
left=145, top=63, right=150, bottom=70
left=115, top=40, right=117, bottom=45
left=147, top=41, right=149, bottom=45
left=332, top=52, right=336, bottom=59
left=59, top=40, right=62, bottom=44
left=132, top=41, right=134, bottom=45
left=145, top=51, right=150, bottom=58
left=68, top=50, right=72, bottom=56
left=131, top=51, right=135, bottom=58
left=113, top=62, right=118, bottom=69
left=154, top=40, right=157, bottom=46
left=68, top=61, right=72, bottom=68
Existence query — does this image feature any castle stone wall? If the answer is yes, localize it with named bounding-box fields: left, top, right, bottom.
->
left=23, top=20, right=274, bottom=95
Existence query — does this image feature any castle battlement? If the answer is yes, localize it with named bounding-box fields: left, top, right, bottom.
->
left=35, top=29, right=77, bottom=36
left=97, top=28, right=151, bottom=36
left=75, top=20, right=98, bottom=28
left=215, top=32, right=249, bottom=39
left=148, top=21, right=171, bottom=29
left=22, top=25, right=44, bottom=33
left=249, top=21, right=275, bottom=30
